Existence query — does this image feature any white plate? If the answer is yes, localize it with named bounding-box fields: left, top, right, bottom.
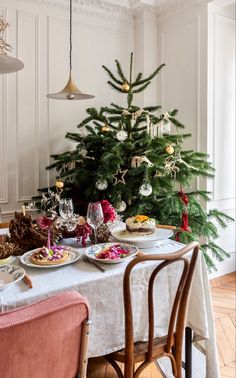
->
left=0, top=264, right=25, bottom=291
left=112, top=226, right=173, bottom=248
left=85, top=242, right=139, bottom=264
left=20, top=246, right=81, bottom=269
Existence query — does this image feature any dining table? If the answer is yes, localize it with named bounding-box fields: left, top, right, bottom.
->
left=0, top=229, right=220, bottom=378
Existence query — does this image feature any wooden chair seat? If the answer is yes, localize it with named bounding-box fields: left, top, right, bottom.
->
left=107, top=335, right=170, bottom=363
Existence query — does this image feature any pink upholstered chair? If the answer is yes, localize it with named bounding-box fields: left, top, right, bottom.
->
left=0, top=291, right=91, bottom=378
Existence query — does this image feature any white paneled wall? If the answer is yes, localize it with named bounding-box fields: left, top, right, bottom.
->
left=0, top=0, right=134, bottom=216
left=207, top=2, right=235, bottom=277
left=156, top=0, right=235, bottom=276
left=157, top=2, right=208, bottom=155
left=0, top=0, right=235, bottom=275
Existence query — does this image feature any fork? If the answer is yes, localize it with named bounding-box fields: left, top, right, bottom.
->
left=82, top=255, right=106, bottom=272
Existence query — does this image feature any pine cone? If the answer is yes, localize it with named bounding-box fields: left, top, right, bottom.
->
left=90, top=224, right=112, bottom=244
left=0, top=241, right=19, bottom=259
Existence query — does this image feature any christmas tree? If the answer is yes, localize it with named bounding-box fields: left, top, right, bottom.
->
left=48, top=53, right=233, bottom=270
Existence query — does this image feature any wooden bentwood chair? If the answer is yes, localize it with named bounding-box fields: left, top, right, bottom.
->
left=105, top=241, right=199, bottom=378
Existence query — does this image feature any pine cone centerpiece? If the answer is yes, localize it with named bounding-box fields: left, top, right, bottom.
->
left=0, top=235, right=19, bottom=259
left=90, top=224, right=112, bottom=244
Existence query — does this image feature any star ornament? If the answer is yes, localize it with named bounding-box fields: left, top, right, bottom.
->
left=113, top=169, right=128, bottom=185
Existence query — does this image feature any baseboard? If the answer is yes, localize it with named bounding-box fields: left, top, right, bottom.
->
left=209, top=251, right=236, bottom=279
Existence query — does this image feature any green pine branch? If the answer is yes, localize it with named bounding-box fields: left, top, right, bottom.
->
left=133, top=82, right=151, bottom=93
left=102, top=65, right=123, bottom=85
left=208, top=209, right=234, bottom=228
left=107, top=81, right=124, bottom=93
left=132, top=63, right=165, bottom=87
left=115, top=59, right=128, bottom=83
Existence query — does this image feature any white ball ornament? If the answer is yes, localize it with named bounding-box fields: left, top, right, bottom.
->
left=116, top=200, right=127, bottom=212
left=95, top=178, right=108, bottom=191
left=139, top=183, right=152, bottom=197
left=116, top=130, right=128, bottom=142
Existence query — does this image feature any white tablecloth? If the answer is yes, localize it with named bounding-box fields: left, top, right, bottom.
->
left=0, top=235, right=220, bottom=378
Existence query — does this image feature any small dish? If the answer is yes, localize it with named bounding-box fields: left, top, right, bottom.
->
left=0, top=264, right=25, bottom=291
left=85, top=243, right=139, bottom=264
left=20, top=246, right=81, bottom=269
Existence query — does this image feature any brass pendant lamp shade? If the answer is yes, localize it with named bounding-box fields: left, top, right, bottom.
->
left=47, top=0, right=94, bottom=100
left=0, top=18, right=24, bottom=74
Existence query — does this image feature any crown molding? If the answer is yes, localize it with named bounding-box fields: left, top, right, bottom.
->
left=32, top=0, right=133, bottom=22
left=30, top=0, right=210, bottom=19
left=154, top=0, right=209, bottom=16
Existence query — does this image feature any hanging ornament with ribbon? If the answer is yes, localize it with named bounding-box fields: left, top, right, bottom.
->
left=116, top=200, right=127, bottom=212
left=116, top=129, right=128, bottom=141
left=163, top=111, right=171, bottom=134
left=55, top=177, right=64, bottom=190
left=164, top=156, right=179, bottom=179
left=95, top=178, right=108, bottom=191
left=175, top=187, right=191, bottom=241
left=131, top=156, right=154, bottom=169
left=158, top=111, right=172, bottom=137
left=139, top=183, right=152, bottom=196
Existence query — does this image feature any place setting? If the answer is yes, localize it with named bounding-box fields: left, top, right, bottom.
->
left=0, top=195, right=179, bottom=275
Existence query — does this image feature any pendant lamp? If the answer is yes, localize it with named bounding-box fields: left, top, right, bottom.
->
left=0, top=18, right=24, bottom=74
left=47, top=0, right=94, bottom=100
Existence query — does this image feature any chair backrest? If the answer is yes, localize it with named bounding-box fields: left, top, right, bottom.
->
left=0, top=291, right=90, bottom=378
left=123, top=241, right=199, bottom=373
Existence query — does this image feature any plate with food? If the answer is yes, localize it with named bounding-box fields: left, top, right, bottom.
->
left=111, top=215, right=174, bottom=247
left=0, top=264, right=25, bottom=291
left=20, top=245, right=81, bottom=268
left=85, top=243, right=139, bottom=264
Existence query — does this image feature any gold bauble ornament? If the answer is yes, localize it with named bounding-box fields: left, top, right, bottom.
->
left=121, top=82, right=130, bottom=92
left=55, top=179, right=64, bottom=189
left=101, top=124, right=110, bottom=132
left=165, top=145, right=174, bottom=155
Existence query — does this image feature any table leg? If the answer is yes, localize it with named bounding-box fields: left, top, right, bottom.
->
left=185, top=327, right=192, bottom=378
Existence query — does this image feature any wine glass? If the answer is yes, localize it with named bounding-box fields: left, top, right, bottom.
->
left=59, top=198, right=74, bottom=219
left=86, top=202, right=104, bottom=244
left=59, top=199, right=76, bottom=231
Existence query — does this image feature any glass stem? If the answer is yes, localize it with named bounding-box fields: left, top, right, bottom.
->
left=94, top=227, right=97, bottom=244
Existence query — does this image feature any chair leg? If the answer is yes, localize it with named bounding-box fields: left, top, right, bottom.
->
left=185, top=327, right=192, bottom=378
left=167, top=354, right=178, bottom=378
left=173, top=348, right=182, bottom=378
left=105, top=356, right=124, bottom=378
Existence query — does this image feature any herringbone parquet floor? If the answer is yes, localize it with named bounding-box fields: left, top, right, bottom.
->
left=211, top=272, right=236, bottom=378
left=88, top=272, right=236, bottom=378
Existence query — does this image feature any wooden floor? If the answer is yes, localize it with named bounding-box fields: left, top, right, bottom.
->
left=87, top=272, right=236, bottom=378
left=211, top=272, right=236, bottom=378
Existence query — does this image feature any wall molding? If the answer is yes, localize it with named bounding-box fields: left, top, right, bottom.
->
left=160, top=16, right=200, bottom=145
left=16, top=10, right=40, bottom=202
left=0, top=6, right=8, bottom=204
left=212, top=12, right=235, bottom=202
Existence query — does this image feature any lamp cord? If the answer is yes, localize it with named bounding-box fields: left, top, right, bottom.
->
left=69, top=0, right=72, bottom=73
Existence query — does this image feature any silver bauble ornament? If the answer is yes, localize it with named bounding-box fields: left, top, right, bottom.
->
left=95, top=178, right=108, bottom=191
left=116, top=200, right=127, bottom=212
left=139, top=183, right=152, bottom=196
left=116, top=130, right=128, bottom=141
